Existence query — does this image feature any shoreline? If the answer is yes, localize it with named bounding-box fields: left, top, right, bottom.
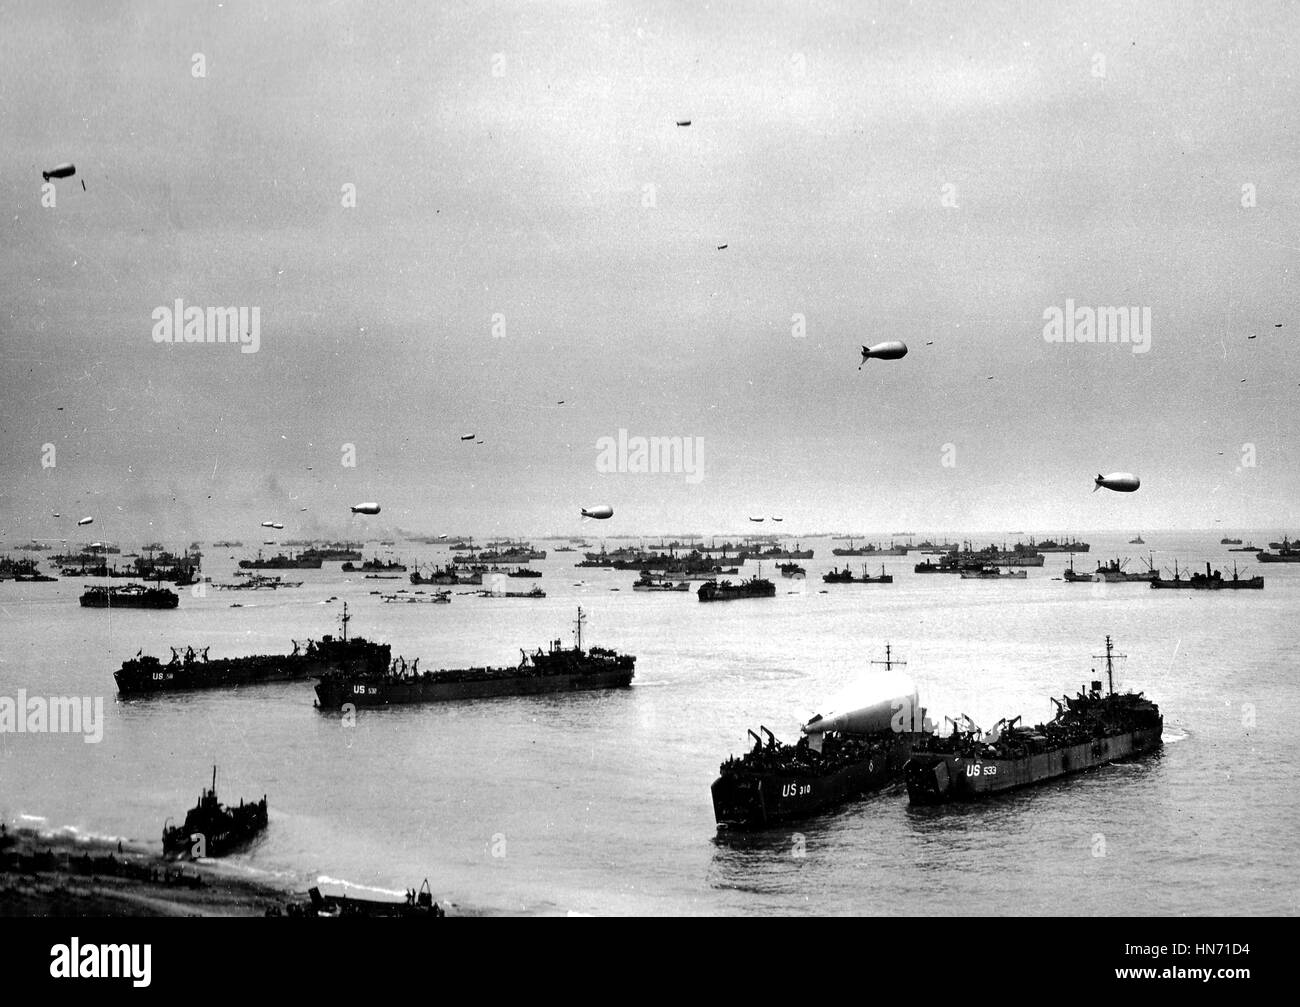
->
left=1, top=827, right=292, bottom=917
left=0, top=826, right=509, bottom=917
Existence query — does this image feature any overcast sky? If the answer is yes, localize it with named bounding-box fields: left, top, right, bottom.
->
left=2, top=0, right=1296, bottom=542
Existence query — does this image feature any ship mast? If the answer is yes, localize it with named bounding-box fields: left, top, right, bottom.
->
left=871, top=644, right=906, bottom=673
left=340, top=601, right=350, bottom=643
left=1092, top=635, right=1125, bottom=696
left=574, top=605, right=585, bottom=651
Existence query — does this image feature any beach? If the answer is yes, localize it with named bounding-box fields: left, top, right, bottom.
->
left=0, top=827, right=291, bottom=917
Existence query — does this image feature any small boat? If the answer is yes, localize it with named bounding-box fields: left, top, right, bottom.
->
left=293, top=879, right=445, bottom=918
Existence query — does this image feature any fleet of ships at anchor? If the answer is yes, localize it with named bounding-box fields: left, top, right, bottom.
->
left=11, top=529, right=1276, bottom=868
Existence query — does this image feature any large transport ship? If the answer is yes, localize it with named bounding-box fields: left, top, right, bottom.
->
left=114, top=604, right=389, bottom=695
left=313, top=607, right=634, bottom=707
left=904, top=637, right=1162, bottom=804
left=1031, top=537, right=1091, bottom=553
left=80, top=583, right=179, bottom=609
left=238, top=551, right=323, bottom=570
left=711, top=647, right=929, bottom=828
left=1149, top=561, right=1263, bottom=589
left=697, top=574, right=776, bottom=601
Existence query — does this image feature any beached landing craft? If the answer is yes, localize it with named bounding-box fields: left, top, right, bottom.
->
left=286, top=879, right=445, bottom=918
left=904, top=637, right=1162, bottom=804
left=162, top=766, right=267, bottom=858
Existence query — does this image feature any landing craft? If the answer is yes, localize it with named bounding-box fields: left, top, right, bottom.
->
left=772, top=516, right=784, bottom=522
left=1094, top=472, right=1141, bottom=493
left=859, top=341, right=908, bottom=368
left=77, top=516, right=93, bottom=526
left=460, top=434, right=475, bottom=441
left=351, top=502, right=381, bottom=515
left=748, top=516, right=765, bottom=523
left=42, top=163, right=75, bottom=182
left=676, top=120, right=691, bottom=126
left=581, top=505, right=614, bottom=520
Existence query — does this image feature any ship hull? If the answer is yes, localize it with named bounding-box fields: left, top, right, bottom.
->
left=712, top=736, right=918, bottom=828
left=115, top=654, right=381, bottom=696
left=905, top=725, right=1162, bottom=804
left=1150, top=579, right=1263, bottom=589
left=80, top=592, right=178, bottom=609
left=315, top=667, right=633, bottom=707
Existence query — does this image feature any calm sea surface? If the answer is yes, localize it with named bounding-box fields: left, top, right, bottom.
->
left=2, top=531, right=1296, bottom=915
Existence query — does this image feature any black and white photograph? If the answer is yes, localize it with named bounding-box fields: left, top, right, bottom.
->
left=0, top=0, right=1291, bottom=972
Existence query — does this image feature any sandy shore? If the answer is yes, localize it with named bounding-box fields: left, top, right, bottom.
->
left=0, top=827, right=292, bottom=917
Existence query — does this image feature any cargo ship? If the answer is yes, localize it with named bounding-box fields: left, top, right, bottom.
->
left=1149, top=561, right=1263, bottom=589
left=831, top=538, right=908, bottom=557
left=301, top=542, right=364, bottom=562
left=341, top=557, right=408, bottom=573
left=749, top=543, right=814, bottom=560
left=0, top=557, right=57, bottom=581
left=959, top=565, right=1026, bottom=580
left=712, top=646, right=929, bottom=828
left=697, top=574, right=776, bottom=601
left=410, top=565, right=481, bottom=586
left=1031, top=537, right=1091, bottom=553
left=914, top=554, right=961, bottom=573
left=163, top=766, right=267, bottom=858
left=1220, top=537, right=1242, bottom=545
left=1256, top=538, right=1300, bottom=563
left=313, top=607, right=634, bottom=707
left=632, top=572, right=690, bottom=591
left=80, top=583, right=179, bottom=609
left=776, top=562, right=806, bottom=578
left=238, top=551, right=324, bottom=570
left=1063, top=556, right=1158, bottom=583
left=904, top=637, right=1162, bottom=803
left=822, top=564, right=893, bottom=584
left=453, top=544, right=546, bottom=564
left=114, top=603, right=390, bottom=695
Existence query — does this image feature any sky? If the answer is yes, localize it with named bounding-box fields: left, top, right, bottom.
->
left=1, top=0, right=1297, bottom=543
